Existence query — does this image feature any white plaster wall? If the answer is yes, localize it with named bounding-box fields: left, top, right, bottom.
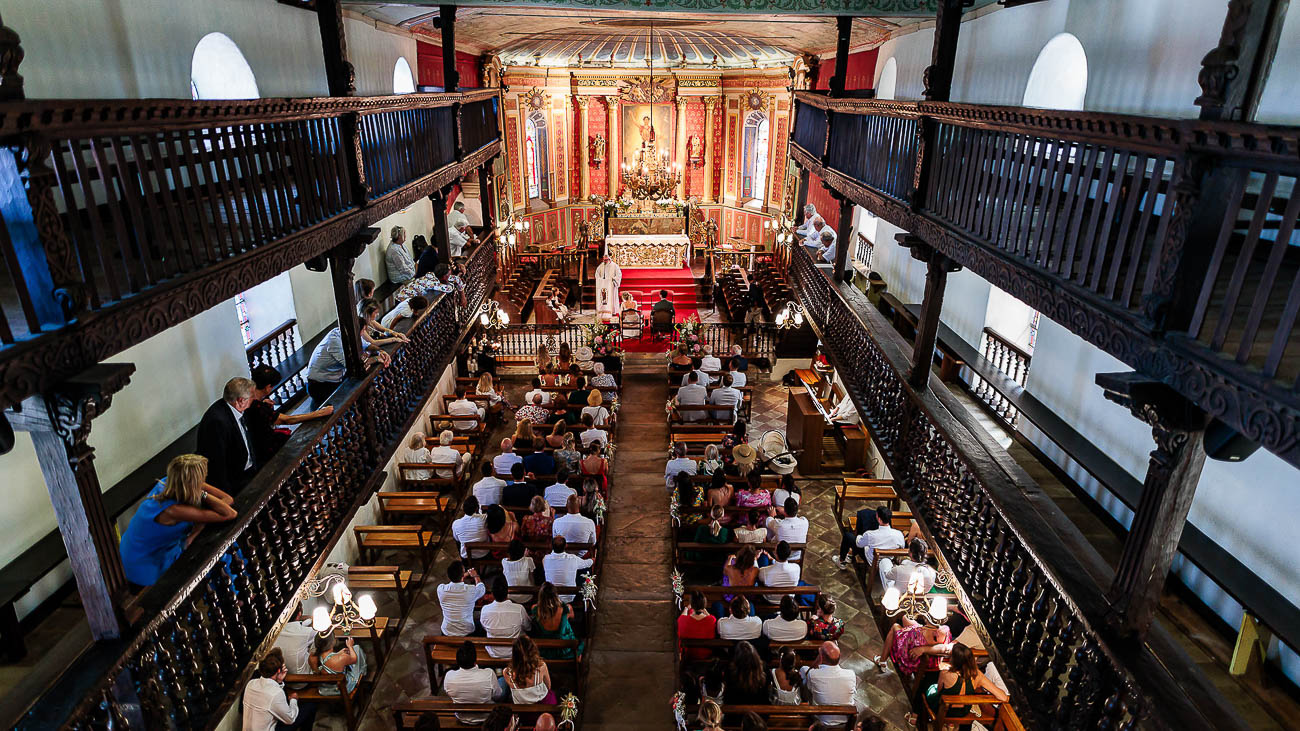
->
left=937, top=270, right=991, bottom=348
left=343, top=17, right=418, bottom=97
left=864, top=220, right=927, bottom=305
left=6, top=0, right=327, bottom=99
left=1255, top=0, right=1300, bottom=124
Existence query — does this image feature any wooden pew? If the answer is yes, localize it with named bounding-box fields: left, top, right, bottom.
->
left=395, top=465, right=465, bottom=494
left=670, top=403, right=739, bottom=426
left=422, top=635, right=583, bottom=690
left=394, top=701, right=559, bottom=730
left=672, top=542, right=806, bottom=572
left=376, top=491, right=456, bottom=527
left=700, top=704, right=858, bottom=730
left=922, top=694, right=1017, bottom=731
left=353, top=525, right=439, bottom=568
left=345, top=565, right=420, bottom=615
left=282, top=672, right=365, bottom=730
left=684, top=585, right=821, bottom=614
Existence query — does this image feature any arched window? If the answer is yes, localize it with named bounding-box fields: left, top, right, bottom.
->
left=1023, top=33, right=1087, bottom=111
left=525, top=111, right=550, bottom=201
left=393, top=57, right=416, bottom=94
left=740, top=111, right=769, bottom=202
left=876, top=57, right=898, bottom=101
left=190, top=32, right=259, bottom=100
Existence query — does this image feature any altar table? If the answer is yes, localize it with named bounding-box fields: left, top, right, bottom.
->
left=606, top=234, right=690, bottom=269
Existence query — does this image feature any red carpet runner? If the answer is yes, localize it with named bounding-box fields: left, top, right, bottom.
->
left=617, top=265, right=699, bottom=353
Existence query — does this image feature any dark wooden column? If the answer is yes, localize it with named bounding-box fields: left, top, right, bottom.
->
left=911, top=0, right=964, bottom=211
left=327, top=229, right=376, bottom=378
left=901, top=235, right=960, bottom=388
left=1097, top=372, right=1210, bottom=637
left=795, top=166, right=810, bottom=216
left=7, top=364, right=136, bottom=645
left=430, top=189, right=451, bottom=262
left=479, top=165, right=496, bottom=230
left=315, top=0, right=368, bottom=205
left=828, top=16, right=852, bottom=98
left=832, top=194, right=854, bottom=283
left=1195, top=0, right=1289, bottom=122
left=440, top=5, right=459, bottom=93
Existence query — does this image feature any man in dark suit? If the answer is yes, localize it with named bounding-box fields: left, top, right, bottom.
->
left=651, top=289, right=675, bottom=321
left=196, top=377, right=259, bottom=495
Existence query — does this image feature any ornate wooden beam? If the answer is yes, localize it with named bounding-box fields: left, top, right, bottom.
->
left=440, top=5, right=459, bottom=93
left=832, top=193, right=853, bottom=282
left=828, top=16, right=852, bottom=99
left=1196, top=0, right=1290, bottom=122
left=900, top=235, right=961, bottom=388
left=923, top=0, right=965, bottom=102
left=326, top=230, right=375, bottom=378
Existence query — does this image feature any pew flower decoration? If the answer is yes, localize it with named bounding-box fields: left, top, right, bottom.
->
left=671, top=568, right=684, bottom=608
left=582, top=321, right=624, bottom=358
left=557, top=693, right=580, bottom=729
left=674, top=314, right=707, bottom=355
left=665, top=398, right=677, bottom=416
left=669, top=491, right=681, bottom=527
left=580, top=574, right=598, bottom=611
left=671, top=691, right=688, bottom=731
left=591, top=492, right=607, bottom=524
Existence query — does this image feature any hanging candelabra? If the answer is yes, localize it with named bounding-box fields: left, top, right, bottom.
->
left=305, top=574, right=377, bottom=637
left=881, top=570, right=955, bottom=625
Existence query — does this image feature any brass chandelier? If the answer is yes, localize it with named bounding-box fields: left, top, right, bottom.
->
left=620, top=20, right=681, bottom=202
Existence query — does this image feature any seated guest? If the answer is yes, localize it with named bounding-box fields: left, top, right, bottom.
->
left=515, top=392, right=551, bottom=424
left=675, top=471, right=706, bottom=524
left=699, top=345, right=722, bottom=373
left=451, top=496, right=489, bottom=559
left=196, top=377, right=259, bottom=494
left=856, top=506, right=906, bottom=565
left=724, top=641, right=770, bottom=705
left=358, top=298, right=410, bottom=350
left=730, top=345, right=748, bottom=373
left=242, top=649, right=305, bottom=730
left=882, top=538, right=939, bottom=594
left=554, top=432, right=582, bottom=473
left=502, top=538, right=536, bottom=602
left=272, top=616, right=317, bottom=677
left=665, top=442, right=696, bottom=491
left=590, top=361, right=618, bottom=388
left=582, top=390, right=611, bottom=427
left=669, top=348, right=693, bottom=374
left=429, top=429, right=469, bottom=479
left=578, top=413, right=608, bottom=449
left=544, top=469, right=577, bottom=508
left=800, top=641, right=858, bottom=725
left=476, top=371, right=509, bottom=413
left=385, top=225, right=416, bottom=284
left=876, top=615, right=952, bottom=677
left=544, top=420, right=569, bottom=449
left=481, top=576, right=531, bottom=658
left=401, top=431, right=434, bottom=481
left=472, top=462, right=506, bottom=507
left=708, top=373, right=742, bottom=422
left=512, top=419, right=535, bottom=449
left=535, top=345, right=553, bottom=373
left=816, top=228, right=837, bottom=265
left=524, top=377, right=551, bottom=405
left=680, top=359, right=715, bottom=388
left=553, top=494, right=597, bottom=548
left=833, top=505, right=880, bottom=570
left=568, top=376, right=593, bottom=412
left=531, top=583, right=581, bottom=659
left=772, top=649, right=804, bottom=706
left=522, top=496, right=555, bottom=541
left=652, top=289, right=676, bottom=321
left=557, top=342, right=574, bottom=372
left=306, top=322, right=390, bottom=406
left=692, top=505, right=731, bottom=546
left=758, top=541, right=800, bottom=603
left=677, top=590, right=717, bottom=662
left=925, top=643, right=1008, bottom=717
left=772, top=474, right=801, bottom=510
left=492, top=438, right=523, bottom=475
left=523, top=437, right=557, bottom=477
left=733, top=510, right=767, bottom=544
left=545, top=289, right=572, bottom=323
left=504, top=636, right=555, bottom=704
left=721, top=419, right=749, bottom=451
left=246, top=365, right=334, bottom=464
left=549, top=393, right=579, bottom=426
left=698, top=444, right=724, bottom=476
left=579, top=443, right=609, bottom=491
left=437, top=561, right=485, bottom=637
left=704, top=470, right=733, bottom=509
left=414, top=234, right=438, bottom=278
left=717, top=596, right=762, bottom=640
left=763, top=596, right=809, bottom=641
left=732, top=442, right=760, bottom=478
left=676, top=371, right=708, bottom=422
left=443, top=641, right=503, bottom=723
left=766, top=498, right=810, bottom=559
left=448, top=388, right=485, bottom=432
left=486, top=504, right=518, bottom=546
left=501, top=463, right=536, bottom=508
left=809, top=596, right=846, bottom=641
left=309, top=634, right=367, bottom=697
left=120, top=455, right=237, bottom=587
left=735, top=470, right=771, bottom=509
left=542, top=536, right=593, bottom=603
left=723, top=546, right=760, bottom=599
left=381, top=294, right=429, bottom=329
left=728, top=357, right=748, bottom=387
left=697, top=699, right=724, bottom=731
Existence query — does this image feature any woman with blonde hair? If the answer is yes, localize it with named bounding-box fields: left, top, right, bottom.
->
left=698, top=444, right=723, bottom=475
left=504, top=636, right=555, bottom=704
left=535, top=344, right=552, bottom=373
left=545, top=419, right=568, bottom=449
left=512, top=419, right=535, bottom=447
left=696, top=698, right=724, bottom=731
left=402, top=431, right=433, bottom=481
left=581, top=389, right=610, bottom=427
left=476, top=371, right=509, bottom=413
left=554, top=432, right=582, bottom=473
left=119, top=454, right=238, bottom=587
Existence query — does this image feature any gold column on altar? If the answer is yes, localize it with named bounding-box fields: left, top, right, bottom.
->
left=703, top=96, right=718, bottom=204
left=606, top=96, right=620, bottom=198
left=577, top=96, right=590, bottom=201
left=674, top=96, right=688, bottom=200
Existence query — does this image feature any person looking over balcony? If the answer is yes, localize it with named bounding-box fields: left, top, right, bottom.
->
left=381, top=295, right=429, bottom=329
left=354, top=278, right=376, bottom=313
left=796, top=203, right=818, bottom=237
left=816, top=229, right=837, bottom=265
left=359, top=298, right=409, bottom=350
left=119, top=454, right=237, bottom=588
left=449, top=200, right=470, bottom=231
left=305, top=323, right=391, bottom=407
left=196, top=377, right=259, bottom=494
left=449, top=220, right=477, bottom=259
left=801, top=216, right=827, bottom=248
left=245, top=365, right=334, bottom=464
left=385, top=225, right=416, bottom=284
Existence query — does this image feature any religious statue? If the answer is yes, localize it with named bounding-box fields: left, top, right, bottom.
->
left=483, top=52, right=504, bottom=88
left=791, top=55, right=813, bottom=91
left=595, top=254, right=622, bottom=320
left=590, top=134, right=606, bottom=168
left=687, top=135, right=703, bottom=167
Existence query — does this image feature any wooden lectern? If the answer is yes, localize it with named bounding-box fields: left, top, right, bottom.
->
left=786, top=390, right=825, bottom=475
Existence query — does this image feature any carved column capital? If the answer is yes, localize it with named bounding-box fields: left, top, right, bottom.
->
left=33, top=364, right=135, bottom=450
left=0, top=12, right=25, bottom=101
left=575, top=95, right=589, bottom=109
left=703, top=96, right=720, bottom=111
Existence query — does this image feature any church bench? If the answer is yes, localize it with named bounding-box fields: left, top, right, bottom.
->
left=687, top=704, right=858, bottom=730
left=834, top=477, right=899, bottom=524
left=397, top=462, right=471, bottom=493
left=683, top=584, right=822, bottom=613
left=345, top=565, right=420, bottom=616
left=922, top=694, right=1020, bottom=731
left=672, top=541, right=806, bottom=574
left=376, top=491, right=456, bottom=527
left=669, top=404, right=740, bottom=425
left=282, top=673, right=366, bottom=730
left=393, top=701, right=560, bottom=730
left=422, top=635, right=583, bottom=691
left=878, top=294, right=966, bottom=381
left=353, top=525, right=439, bottom=568
left=426, top=413, right=489, bottom=446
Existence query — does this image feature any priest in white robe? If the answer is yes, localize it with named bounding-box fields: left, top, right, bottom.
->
left=595, top=255, right=622, bottom=319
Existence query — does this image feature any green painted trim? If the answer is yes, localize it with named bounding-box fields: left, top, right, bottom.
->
left=377, top=0, right=968, bottom=18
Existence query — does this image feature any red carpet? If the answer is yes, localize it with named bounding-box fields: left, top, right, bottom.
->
left=617, top=265, right=699, bottom=353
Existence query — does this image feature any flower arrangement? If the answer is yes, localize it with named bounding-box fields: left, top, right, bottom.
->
left=558, top=693, right=580, bottom=728
left=664, top=313, right=708, bottom=359
left=671, top=691, right=688, bottom=731
left=580, top=574, right=598, bottom=611
left=671, top=569, right=684, bottom=608
left=591, top=492, right=607, bottom=525
left=581, top=321, right=624, bottom=359
left=669, top=491, right=681, bottom=527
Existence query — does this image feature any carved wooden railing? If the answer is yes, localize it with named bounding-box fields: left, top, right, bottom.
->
left=0, top=90, right=502, bottom=414
left=973, top=326, right=1032, bottom=426
left=245, top=318, right=298, bottom=371
left=791, top=91, right=1300, bottom=469
left=459, top=95, right=501, bottom=158
left=15, top=261, right=495, bottom=727
left=787, top=244, right=1233, bottom=731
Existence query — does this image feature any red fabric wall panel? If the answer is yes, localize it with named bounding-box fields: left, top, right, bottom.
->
left=813, top=49, right=878, bottom=92
left=804, top=172, right=840, bottom=231
left=416, top=41, right=480, bottom=88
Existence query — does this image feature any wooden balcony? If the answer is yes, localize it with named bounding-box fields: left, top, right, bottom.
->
left=0, top=88, right=500, bottom=413
left=790, top=90, right=1300, bottom=470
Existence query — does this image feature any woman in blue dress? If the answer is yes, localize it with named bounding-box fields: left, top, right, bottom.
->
left=119, top=454, right=238, bottom=587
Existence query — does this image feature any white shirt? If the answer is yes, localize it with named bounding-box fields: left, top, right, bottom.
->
left=700, top=356, right=722, bottom=372
left=381, top=299, right=414, bottom=328
left=229, top=403, right=254, bottom=470
left=553, top=512, right=597, bottom=545
left=818, top=240, right=837, bottom=264
left=429, top=444, right=464, bottom=478
left=443, top=666, right=499, bottom=722
left=581, top=405, right=610, bottom=426
left=709, top=386, right=742, bottom=422
left=449, top=226, right=471, bottom=258
left=766, top=516, right=810, bottom=558
left=242, top=677, right=299, bottom=730
left=856, top=526, right=906, bottom=564
left=758, top=560, right=801, bottom=603
left=543, top=552, right=593, bottom=602
left=801, top=664, right=858, bottom=724
left=449, top=398, right=484, bottom=431
left=544, top=482, right=577, bottom=508
left=452, top=513, right=490, bottom=558
left=665, top=457, right=697, bottom=490
left=829, top=396, right=859, bottom=425
left=772, top=489, right=802, bottom=509
left=883, top=558, right=938, bottom=594
left=480, top=599, right=532, bottom=658
left=473, top=476, right=506, bottom=506
left=796, top=213, right=818, bottom=236
left=524, top=388, right=552, bottom=405
left=272, top=619, right=316, bottom=675
left=680, top=371, right=714, bottom=387
left=717, top=615, right=763, bottom=640
left=502, top=556, right=536, bottom=602
left=493, top=452, right=523, bottom=475
left=403, top=446, right=433, bottom=481
left=449, top=208, right=470, bottom=232
left=437, top=580, right=487, bottom=636
left=734, top=526, right=766, bottom=544
left=729, top=371, right=747, bottom=388
left=762, top=616, right=809, bottom=642
left=676, top=383, right=708, bottom=422
left=580, top=428, right=608, bottom=448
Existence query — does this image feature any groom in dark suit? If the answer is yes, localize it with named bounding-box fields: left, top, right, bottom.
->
left=196, top=377, right=259, bottom=495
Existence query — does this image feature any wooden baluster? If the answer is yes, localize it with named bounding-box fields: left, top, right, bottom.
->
left=229, top=539, right=262, bottom=634
left=171, top=616, right=206, bottom=718
left=202, top=582, right=238, bottom=679
left=1009, top=570, right=1038, bottom=656
left=155, top=626, right=190, bottom=728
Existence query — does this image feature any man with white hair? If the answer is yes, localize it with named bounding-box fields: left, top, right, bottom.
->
left=589, top=361, right=617, bottom=389
left=429, top=429, right=472, bottom=478
left=816, top=228, right=838, bottom=265
left=699, top=345, right=722, bottom=373
left=449, top=200, right=470, bottom=231
left=448, top=220, right=477, bottom=259
left=795, top=203, right=818, bottom=236
left=385, top=225, right=416, bottom=284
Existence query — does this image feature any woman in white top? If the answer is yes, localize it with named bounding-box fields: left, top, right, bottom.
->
left=501, top=539, right=536, bottom=603
left=503, top=636, right=553, bottom=704
left=428, top=430, right=467, bottom=479
left=733, top=510, right=767, bottom=544
left=476, top=371, right=509, bottom=411
left=770, top=648, right=803, bottom=705
left=761, top=596, right=808, bottom=642
left=772, top=474, right=802, bottom=512
left=882, top=538, right=939, bottom=594
left=581, top=389, right=611, bottom=427
left=716, top=596, right=762, bottom=640
left=402, top=432, right=433, bottom=480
